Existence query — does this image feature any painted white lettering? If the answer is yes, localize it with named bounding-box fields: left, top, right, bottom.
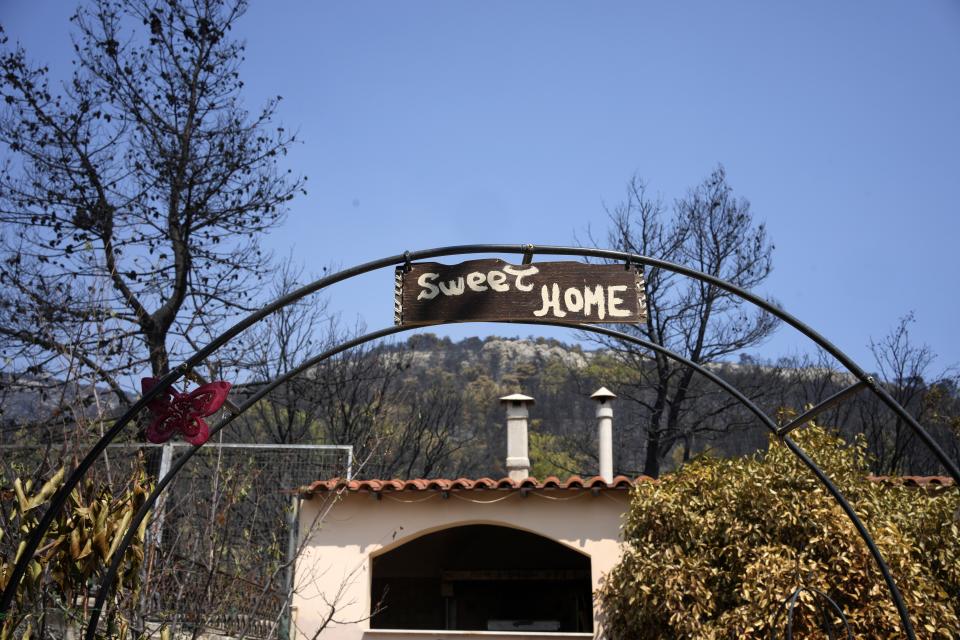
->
left=466, top=272, right=488, bottom=292
left=607, top=285, right=630, bottom=317
left=533, top=283, right=567, bottom=318
left=584, top=285, right=606, bottom=319
left=438, top=277, right=465, bottom=296
left=563, top=287, right=584, bottom=313
left=417, top=273, right=440, bottom=300
left=487, top=270, right=509, bottom=292
left=503, top=265, right=538, bottom=292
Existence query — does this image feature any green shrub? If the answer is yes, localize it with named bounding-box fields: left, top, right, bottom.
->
left=598, top=426, right=959, bottom=639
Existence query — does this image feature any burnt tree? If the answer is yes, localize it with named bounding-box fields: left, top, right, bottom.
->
left=0, top=0, right=303, bottom=396
left=589, top=167, right=778, bottom=477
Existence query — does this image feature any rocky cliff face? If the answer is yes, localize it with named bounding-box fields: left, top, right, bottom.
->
left=398, top=334, right=593, bottom=382
left=479, top=337, right=590, bottom=371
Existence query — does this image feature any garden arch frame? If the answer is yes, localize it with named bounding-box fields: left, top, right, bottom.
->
left=1, top=243, right=957, bottom=640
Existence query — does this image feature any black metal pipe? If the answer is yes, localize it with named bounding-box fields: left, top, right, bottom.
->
left=778, top=381, right=870, bottom=437
left=4, top=243, right=952, bottom=631
left=772, top=586, right=853, bottom=640
left=84, top=322, right=914, bottom=640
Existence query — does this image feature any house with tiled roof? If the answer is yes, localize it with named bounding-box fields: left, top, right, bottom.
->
left=287, top=388, right=958, bottom=640
left=291, top=390, right=637, bottom=640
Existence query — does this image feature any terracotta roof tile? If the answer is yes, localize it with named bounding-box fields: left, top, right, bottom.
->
left=867, top=475, right=955, bottom=489
left=298, top=474, right=646, bottom=497
left=297, top=473, right=956, bottom=497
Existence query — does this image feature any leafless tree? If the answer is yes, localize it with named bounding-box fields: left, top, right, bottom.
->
left=859, top=313, right=958, bottom=474
left=0, top=0, right=304, bottom=397
left=0, top=2, right=311, bottom=635
left=299, top=340, right=471, bottom=480
left=587, top=167, right=779, bottom=477
left=744, top=350, right=861, bottom=447
left=230, top=257, right=334, bottom=445
left=385, top=375, right=467, bottom=479
left=755, top=315, right=959, bottom=475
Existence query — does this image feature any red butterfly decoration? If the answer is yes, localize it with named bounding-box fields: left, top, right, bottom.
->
left=141, top=378, right=232, bottom=445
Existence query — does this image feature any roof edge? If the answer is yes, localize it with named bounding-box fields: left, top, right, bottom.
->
left=293, top=474, right=957, bottom=498
left=297, top=474, right=645, bottom=497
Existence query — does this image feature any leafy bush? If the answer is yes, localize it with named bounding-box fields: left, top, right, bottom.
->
left=598, top=426, right=959, bottom=639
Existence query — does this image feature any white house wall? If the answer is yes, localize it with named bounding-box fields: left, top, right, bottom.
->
left=292, top=489, right=630, bottom=640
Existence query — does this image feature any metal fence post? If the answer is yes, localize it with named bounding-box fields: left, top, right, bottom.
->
left=151, top=442, right=174, bottom=546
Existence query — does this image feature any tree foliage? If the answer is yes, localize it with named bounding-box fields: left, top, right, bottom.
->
left=598, top=426, right=960, bottom=639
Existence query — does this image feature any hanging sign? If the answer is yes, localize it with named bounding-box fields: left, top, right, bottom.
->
left=394, top=259, right=647, bottom=326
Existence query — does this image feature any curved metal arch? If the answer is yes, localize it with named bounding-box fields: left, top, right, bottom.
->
left=773, top=585, right=854, bottom=640
left=82, top=325, right=409, bottom=638
left=83, top=322, right=915, bottom=640
left=3, top=243, right=952, bottom=635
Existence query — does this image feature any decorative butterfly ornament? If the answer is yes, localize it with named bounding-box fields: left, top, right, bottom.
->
left=141, top=377, right=232, bottom=445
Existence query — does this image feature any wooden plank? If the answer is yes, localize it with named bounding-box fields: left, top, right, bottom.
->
left=395, top=259, right=647, bottom=326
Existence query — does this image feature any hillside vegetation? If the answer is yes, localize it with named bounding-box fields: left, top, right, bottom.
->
left=6, top=334, right=957, bottom=481
left=290, top=333, right=959, bottom=481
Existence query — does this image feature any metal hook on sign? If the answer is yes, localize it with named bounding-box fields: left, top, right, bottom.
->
left=625, top=256, right=645, bottom=273
left=522, top=244, right=535, bottom=265
left=402, top=251, right=412, bottom=273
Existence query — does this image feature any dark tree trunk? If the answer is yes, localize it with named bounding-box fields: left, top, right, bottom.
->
left=643, top=386, right=668, bottom=478
left=682, top=433, right=692, bottom=463
left=148, top=330, right=170, bottom=377
left=643, top=427, right=661, bottom=478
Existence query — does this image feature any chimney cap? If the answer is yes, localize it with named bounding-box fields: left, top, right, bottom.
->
left=591, top=387, right=617, bottom=401
left=500, top=393, right=535, bottom=405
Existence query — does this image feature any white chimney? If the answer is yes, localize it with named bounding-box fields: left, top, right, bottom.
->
left=591, top=387, right=617, bottom=483
left=500, top=393, right=535, bottom=482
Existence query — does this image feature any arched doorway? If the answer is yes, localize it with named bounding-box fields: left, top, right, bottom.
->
left=370, top=524, right=593, bottom=633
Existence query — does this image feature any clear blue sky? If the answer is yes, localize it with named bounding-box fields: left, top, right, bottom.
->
left=4, top=1, right=959, bottom=372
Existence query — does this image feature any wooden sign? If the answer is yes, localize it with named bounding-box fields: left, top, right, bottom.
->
left=394, top=259, right=647, bottom=326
